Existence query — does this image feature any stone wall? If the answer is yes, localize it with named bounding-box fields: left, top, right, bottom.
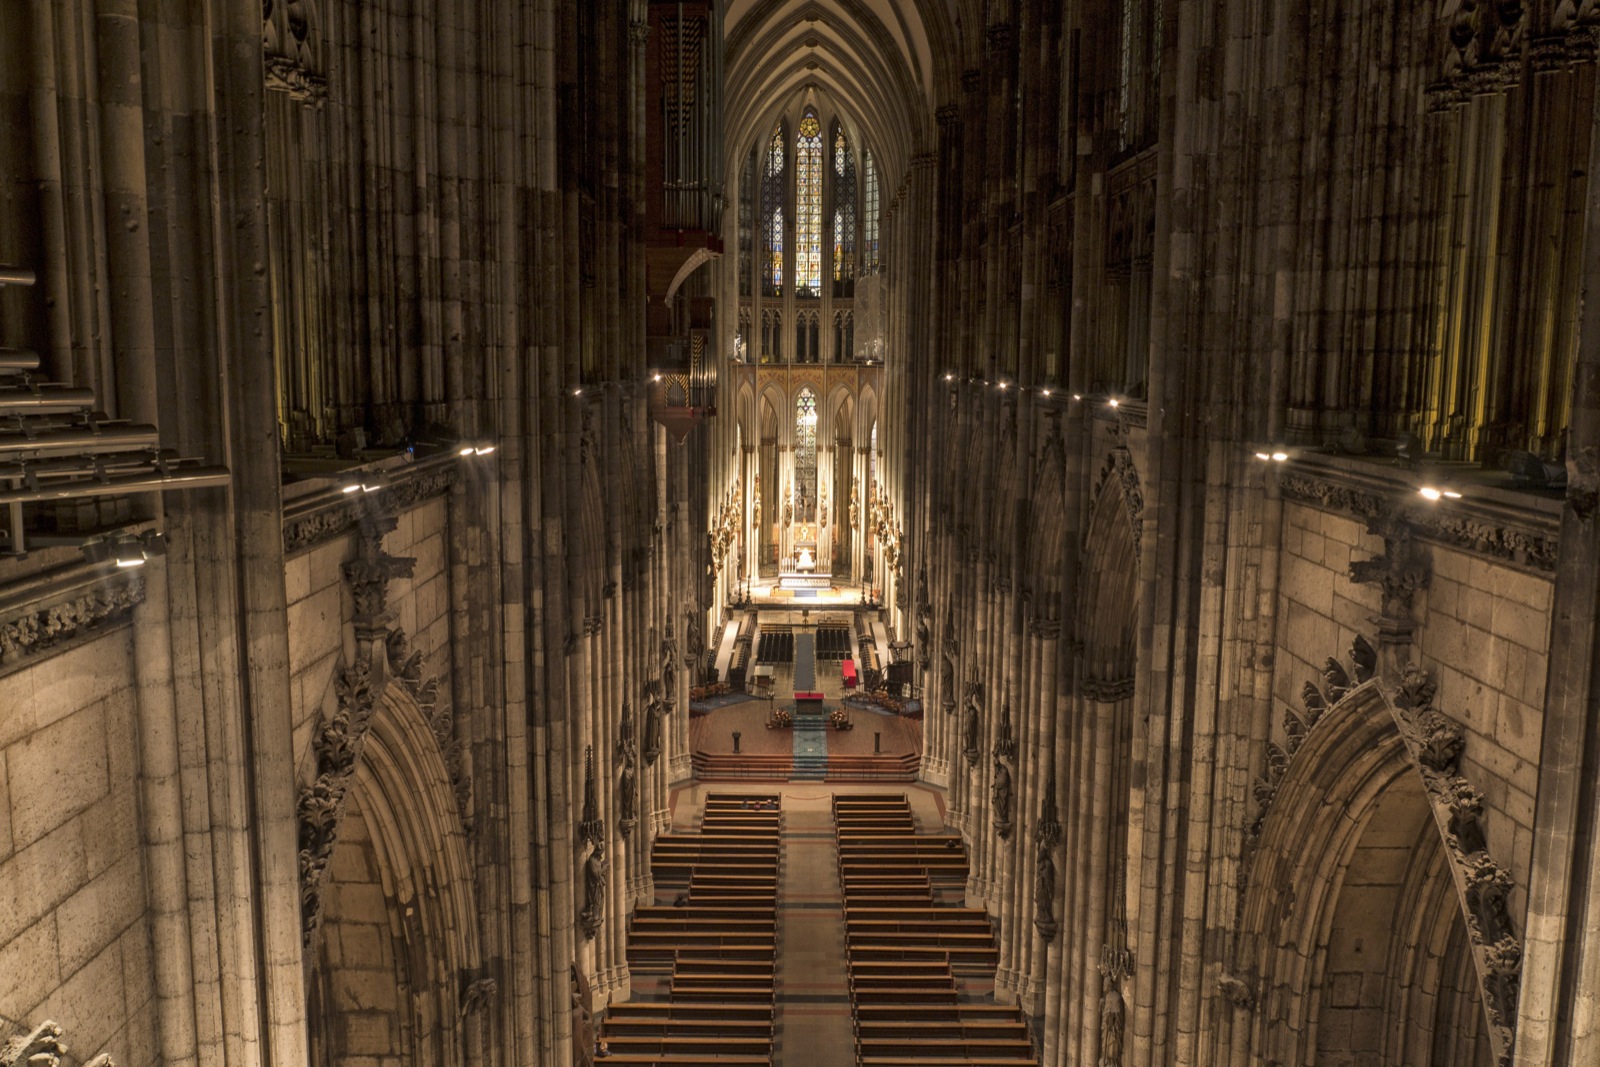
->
left=0, top=632, right=157, bottom=1064
left=288, top=495, right=453, bottom=771
left=313, top=794, right=409, bottom=1066
left=1274, top=499, right=1551, bottom=901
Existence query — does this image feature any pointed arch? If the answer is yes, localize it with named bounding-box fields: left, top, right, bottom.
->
left=831, top=118, right=858, bottom=297
left=1234, top=679, right=1509, bottom=1067
left=795, top=109, right=824, bottom=296
left=863, top=147, right=880, bottom=273
left=309, top=683, right=482, bottom=1067
left=761, top=119, right=787, bottom=298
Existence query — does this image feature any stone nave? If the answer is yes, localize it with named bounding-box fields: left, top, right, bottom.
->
left=0, top=0, right=1595, bottom=1065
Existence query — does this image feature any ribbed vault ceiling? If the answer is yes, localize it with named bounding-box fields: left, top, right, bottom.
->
left=723, top=0, right=962, bottom=183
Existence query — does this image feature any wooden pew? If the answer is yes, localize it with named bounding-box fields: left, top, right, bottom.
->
left=841, top=873, right=932, bottom=891
left=847, top=942, right=1000, bottom=971
left=850, top=986, right=960, bottom=1005
left=848, top=960, right=954, bottom=979
left=853, top=1004, right=1027, bottom=1025
left=602, top=1016, right=773, bottom=1039
left=856, top=1036, right=1038, bottom=1059
left=601, top=1056, right=771, bottom=1066
left=634, top=905, right=777, bottom=924
left=846, top=912, right=994, bottom=933
left=856, top=1018, right=1029, bottom=1041
left=605, top=1002, right=773, bottom=1025
left=668, top=983, right=775, bottom=1004
left=599, top=1033, right=773, bottom=1057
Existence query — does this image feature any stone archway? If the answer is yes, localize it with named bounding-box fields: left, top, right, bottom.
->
left=1065, top=469, right=1142, bottom=1063
left=307, top=685, right=484, bottom=1067
left=1228, top=669, right=1515, bottom=1066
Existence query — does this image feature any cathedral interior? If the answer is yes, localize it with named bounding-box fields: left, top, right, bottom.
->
left=2, top=0, right=1598, bottom=1065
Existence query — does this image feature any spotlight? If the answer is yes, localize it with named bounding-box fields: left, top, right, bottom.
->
left=1072, top=394, right=1083, bottom=401
left=1041, top=389, right=1051, bottom=397
left=474, top=444, right=496, bottom=456
left=140, top=530, right=168, bottom=558
left=340, top=475, right=362, bottom=494
left=653, top=373, right=662, bottom=382
left=458, top=439, right=496, bottom=457
left=944, top=373, right=953, bottom=381
left=459, top=445, right=476, bottom=457
left=1418, top=485, right=1461, bottom=502
left=80, top=537, right=112, bottom=564
left=998, top=381, right=1009, bottom=391
left=573, top=387, right=583, bottom=397
left=359, top=472, right=387, bottom=493
left=1107, top=397, right=1119, bottom=408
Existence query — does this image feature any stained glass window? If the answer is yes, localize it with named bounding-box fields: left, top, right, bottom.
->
left=762, top=122, right=785, bottom=297
left=863, top=149, right=879, bottom=273
left=740, top=145, right=754, bottom=297
left=796, top=389, right=818, bottom=523
left=795, top=111, right=823, bottom=297
left=832, top=121, right=857, bottom=296
left=869, top=420, right=878, bottom=506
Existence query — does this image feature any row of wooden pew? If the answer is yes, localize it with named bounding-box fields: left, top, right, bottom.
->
left=604, top=794, right=783, bottom=1064
left=691, top=750, right=920, bottom=782
left=834, top=793, right=1038, bottom=1067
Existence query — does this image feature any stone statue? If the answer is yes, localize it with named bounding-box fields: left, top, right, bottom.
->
left=685, top=607, right=703, bottom=664
left=916, top=611, right=932, bottom=672
left=580, top=842, right=607, bottom=940
left=661, top=638, right=678, bottom=706
left=963, top=696, right=981, bottom=765
left=643, top=707, right=662, bottom=766
left=1099, top=975, right=1125, bottom=1067
left=618, top=759, right=637, bottom=831
left=571, top=965, right=596, bottom=1060
left=991, top=759, right=1012, bottom=832
left=642, top=683, right=664, bottom=766
left=783, top=483, right=793, bottom=526
left=849, top=478, right=860, bottom=529
left=1035, top=846, right=1057, bottom=935
left=753, top=475, right=762, bottom=532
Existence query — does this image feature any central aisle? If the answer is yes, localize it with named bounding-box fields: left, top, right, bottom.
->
left=774, top=794, right=853, bottom=1064
left=665, top=782, right=952, bottom=1064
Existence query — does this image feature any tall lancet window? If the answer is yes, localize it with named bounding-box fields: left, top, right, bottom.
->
left=796, top=111, right=824, bottom=297
left=762, top=121, right=786, bottom=297
left=796, top=388, right=818, bottom=524
left=739, top=145, right=755, bottom=297
left=863, top=149, right=880, bottom=273
left=832, top=120, right=857, bottom=298
left=869, top=420, right=879, bottom=504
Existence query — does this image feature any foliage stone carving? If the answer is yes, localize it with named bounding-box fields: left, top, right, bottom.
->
left=298, top=658, right=378, bottom=949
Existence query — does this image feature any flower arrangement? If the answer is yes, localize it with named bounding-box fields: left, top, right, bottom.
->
left=766, top=707, right=793, bottom=730
left=829, top=707, right=854, bottom=731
